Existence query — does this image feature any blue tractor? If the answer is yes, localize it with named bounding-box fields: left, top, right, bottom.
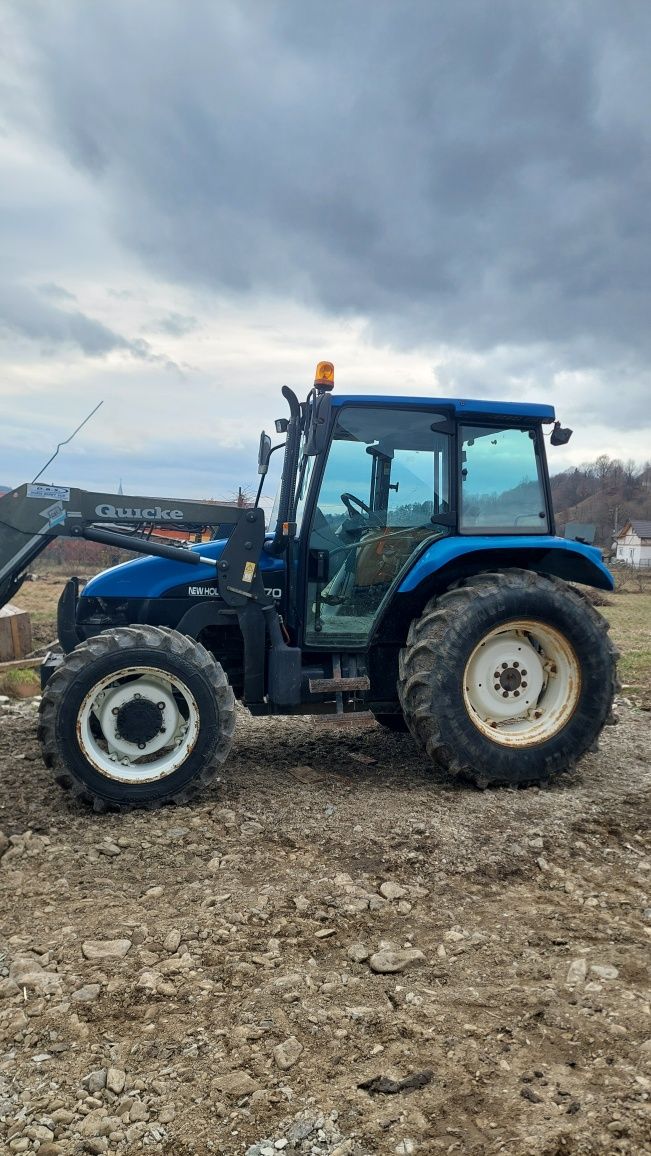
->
left=0, top=362, right=617, bottom=808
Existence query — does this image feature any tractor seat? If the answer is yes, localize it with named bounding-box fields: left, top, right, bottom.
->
left=354, top=525, right=436, bottom=588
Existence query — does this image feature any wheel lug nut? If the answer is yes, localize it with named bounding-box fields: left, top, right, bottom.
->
left=502, top=691, right=508, bottom=698
left=494, top=684, right=500, bottom=691
left=157, top=702, right=165, bottom=711
left=521, top=669, right=527, bottom=676
left=521, top=681, right=527, bottom=689
left=502, top=662, right=508, bottom=669
left=493, top=672, right=500, bottom=680
left=513, top=660, right=519, bottom=668
left=514, top=690, right=520, bottom=697
left=111, top=707, right=119, bottom=716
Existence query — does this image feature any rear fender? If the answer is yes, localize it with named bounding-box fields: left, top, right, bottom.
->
left=366, top=537, right=612, bottom=705
left=398, top=535, right=615, bottom=595
left=367, top=536, right=613, bottom=697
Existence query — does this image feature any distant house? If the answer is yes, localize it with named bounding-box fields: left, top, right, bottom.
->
left=615, top=520, right=651, bottom=567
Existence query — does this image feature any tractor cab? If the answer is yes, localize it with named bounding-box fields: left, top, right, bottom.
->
left=298, top=403, right=552, bottom=646
left=256, top=369, right=562, bottom=655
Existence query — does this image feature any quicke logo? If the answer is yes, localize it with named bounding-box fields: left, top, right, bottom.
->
left=95, top=504, right=184, bottom=521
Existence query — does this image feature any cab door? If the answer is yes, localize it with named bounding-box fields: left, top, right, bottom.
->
left=303, top=404, right=453, bottom=647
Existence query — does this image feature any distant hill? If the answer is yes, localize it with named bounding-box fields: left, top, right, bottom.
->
left=551, top=458, right=651, bottom=547
left=0, top=485, right=11, bottom=495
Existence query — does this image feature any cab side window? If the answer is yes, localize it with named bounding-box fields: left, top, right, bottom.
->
left=460, top=426, right=548, bottom=532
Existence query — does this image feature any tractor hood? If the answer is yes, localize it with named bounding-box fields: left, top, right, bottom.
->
left=81, top=537, right=284, bottom=600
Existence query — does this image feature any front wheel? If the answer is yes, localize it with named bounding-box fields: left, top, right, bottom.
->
left=398, top=569, right=618, bottom=787
left=38, top=626, right=235, bottom=809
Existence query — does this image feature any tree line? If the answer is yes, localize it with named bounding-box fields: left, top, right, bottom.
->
left=551, top=455, right=651, bottom=545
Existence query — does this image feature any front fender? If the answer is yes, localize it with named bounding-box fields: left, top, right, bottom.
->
left=398, top=535, right=614, bottom=593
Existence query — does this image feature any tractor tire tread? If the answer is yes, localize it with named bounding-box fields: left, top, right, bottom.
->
left=397, top=568, right=618, bottom=787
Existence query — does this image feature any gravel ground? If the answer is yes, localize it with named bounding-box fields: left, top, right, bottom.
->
left=1, top=698, right=650, bottom=1156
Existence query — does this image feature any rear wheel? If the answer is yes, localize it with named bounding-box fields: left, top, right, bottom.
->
left=38, top=626, right=235, bottom=809
left=398, top=569, right=618, bottom=786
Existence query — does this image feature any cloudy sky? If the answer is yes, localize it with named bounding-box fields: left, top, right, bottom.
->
left=1, top=0, right=650, bottom=502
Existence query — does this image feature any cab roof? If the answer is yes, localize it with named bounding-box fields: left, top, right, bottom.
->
left=329, top=395, right=555, bottom=422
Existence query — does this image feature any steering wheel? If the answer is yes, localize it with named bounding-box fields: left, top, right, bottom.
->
left=340, top=492, right=382, bottom=527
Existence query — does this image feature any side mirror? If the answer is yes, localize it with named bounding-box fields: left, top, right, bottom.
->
left=550, top=422, right=573, bottom=446
left=258, top=431, right=272, bottom=475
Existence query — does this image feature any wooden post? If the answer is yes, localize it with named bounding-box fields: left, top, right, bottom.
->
left=0, top=656, right=43, bottom=672
left=0, top=605, right=33, bottom=662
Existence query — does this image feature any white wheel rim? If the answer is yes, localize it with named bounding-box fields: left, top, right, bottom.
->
left=77, top=665, right=200, bottom=783
left=462, top=619, right=581, bottom=747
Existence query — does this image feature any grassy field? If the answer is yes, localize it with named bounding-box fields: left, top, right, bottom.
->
left=0, top=666, right=40, bottom=698
left=602, top=590, right=651, bottom=706
left=7, top=574, right=651, bottom=706
left=9, top=576, right=66, bottom=648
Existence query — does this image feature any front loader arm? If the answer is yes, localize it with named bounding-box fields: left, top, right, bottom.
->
left=0, top=482, right=259, bottom=612
left=0, top=482, right=302, bottom=709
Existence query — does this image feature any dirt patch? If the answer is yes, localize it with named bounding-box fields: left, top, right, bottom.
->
left=1, top=697, right=650, bottom=1156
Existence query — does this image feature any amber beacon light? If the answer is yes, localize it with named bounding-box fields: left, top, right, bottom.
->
left=314, top=361, right=335, bottom=391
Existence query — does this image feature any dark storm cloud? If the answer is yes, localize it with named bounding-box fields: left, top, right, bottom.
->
left=145, top=313, right=200, bottom=338
left=0, top=285, right=140, bottom=357
left=0, top=284, right=180, bottom=368
left=6, top=1, right=651, bottom=418
left=37, top=282, right=77, bottom=302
